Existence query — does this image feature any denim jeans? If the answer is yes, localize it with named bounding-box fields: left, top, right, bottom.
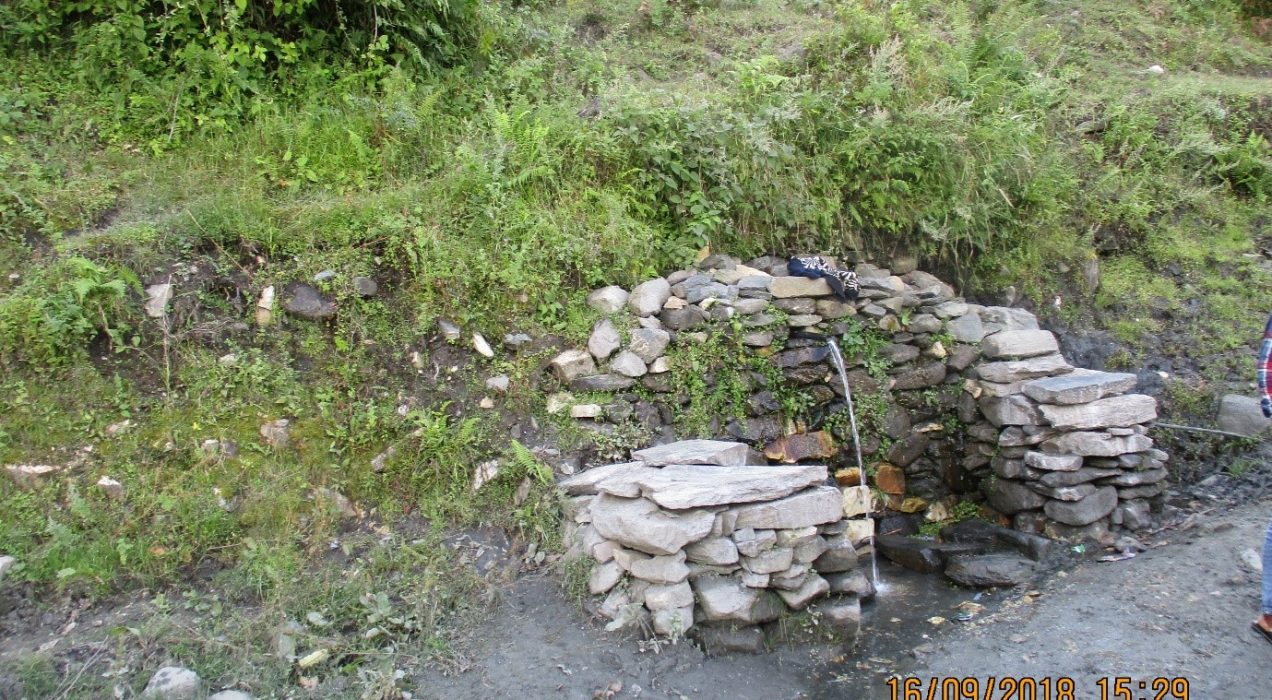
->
left=1264, top=518, right=1272, bottom=615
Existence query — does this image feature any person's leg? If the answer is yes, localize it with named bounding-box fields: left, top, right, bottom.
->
left=1262, top=517, right=1272, bottom=630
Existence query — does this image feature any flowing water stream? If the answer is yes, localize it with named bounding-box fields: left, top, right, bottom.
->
left=825, top=339, right=886, bottom=593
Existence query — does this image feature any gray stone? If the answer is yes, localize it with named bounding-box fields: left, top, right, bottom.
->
left=485, top=374, right=510, bottom=393
left=569, top=374, right=636, bottom=391
left=589, top=561, right=624, bottom=594
left=886, top=433, right=930, bottom=468
left=816, top=299, right=856, bottom=319
left=947, top=345, right=980, bottom=371
left=770, top=276, right=833, bottom=298
left=628, top=328, right=671, bottom=364
left=986, top=478, right=1048, bottom=514
left=945, top=553, right=1037, bottom=588
left=208, top=692, right=254, bottom=700
left=1024, top=451, right=1083, bottom=471
left=742, top=331, right=774, bottom=347
left=813, top=534, right=858, bottom=573
left=1039, top=394, right=1157, bottom=430
left=313, top=269, right=336, bottom=282
left=1029, top=483, right=1097, bottom=501
left=882, top=343, right=921, bottom=364
left=733, top=528, right=777, bottom=557
left=979, top=395, right=1044, bottom=427
left=558, top=463, right=641, bottom=495
left=660, top=305, right=709, bottom=330
left=812, top=597, right=862, bottom=636
left=587, top=286, right=629, bottom=313
left=891, top=362, right=947, bottom=390
left=142, top=666, right=201, bottom=700
left=875, top=535, right=945, bottom=573
left=0, top=555, right=16, bottom=580
left=731, top=487, right=842, bottom=530
left=1217, top=394, right=1272, bottom=437
left=653, top=606, right=694, bottom=636
left=685, top=537, right=740, bottom=566
left=259, top=419, right=290, bottom=449
left=628, top=278, right=672, bottom=317
left=551, top=350, right=597, bottom=383
left=629, top=550, right=691, bottom=584
left=437, top=318, right=462, bottom=341
left=634, top=440, right=752, bottom=467
left=794, top=536, right=830, bottom=564
left=976, top=354, right=1073, bottom=383
left=692, top=625, right=767, bottom=655
left=590, top=495, right=715, bottom=555
left=742, top=547, right=795, bottom=574
left=281, top=282, right=336, bottom=320
left=1038, top=467, right=1121, bottom=487
left=686, top=282, right=730, bottom=304
left=825, top=570, right=875, bottom=598
left=1116, top=500, right=1153, bottom=530
left=1042, top=432, right=1153, bottom=457
left=609, top=350, right=648, bottom=378
left=588, top=319, right=622, bottom=360
left=733, top=297, right=769, bottom=314
left=777, top=573, right=829, bottom=610
left=1022, top=370, right=1138, bottom=405
left=352, top=276, right=377, bottom=297
left=979, top=306, right=1039, bottom=333
left=946, top=313, right=986, bottom=343
left=4, top=464, right=63, bottom=490
left=601, top=464, right=827, bottom=510
left=982, top=330, right=1059, bottom=359
left=1100, top=468, right=1168, bottom=487
left=1044, top=486, right=1118, bottom=526
left=931, top=301, right=970, bottom=319
left=1117, top=483, right=1166, bottom=499
left=991, top=456, right=1026, bottom=479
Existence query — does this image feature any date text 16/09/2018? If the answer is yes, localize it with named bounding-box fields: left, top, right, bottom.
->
left=885, top=676, right=1190, bottom=700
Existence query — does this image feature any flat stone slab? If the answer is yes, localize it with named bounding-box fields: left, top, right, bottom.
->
left=981, top=330, right=1058, bottom=359
left=1042, top=432, right=1152, bottom=457
left=590, top=494, right=715, bottom=555
left=557, top=462, right=643, bottom=495
left=769, top=276, right=833, bottom=298
left=976, top=354, right=1073, bottom=383
left=730, top=487, right=843, bottom=530
left=597, top=464, right=827, bottom=510
left=1044, top=486, right=1118, bottom=526
left=1038, top=394, right=1157, bottom=430
left=1022, top=369, right=1137, bottom=405
left=945, top=553, right=1038, bottom=588
left=1024, top=451, right=1082, bottom=472
left=693, top=575, right=785, bottom=624
left=634, top=440, right=752, bottom=467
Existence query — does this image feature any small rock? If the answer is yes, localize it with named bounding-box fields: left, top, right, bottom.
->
left=352, top=276, right=377, bottom=297
left=478, top=397, right=495, bottom=409
left=370, top=446, right=396, bottom=473
left=1146, top=64, right=1165, bottom=75
left=588, top=319, right=622, bottom=361
left=97, top=475, right=125, bottom=500
left=281, top=282, right=336, bottom=320
left=472, top=460, right=501, bottom=491
left=255, top=418, right=290, bottom=451
left=316, top=488, right=357, bottom=518
left=142, top=666, right=201, bottom=700
left=1240, top=548, right=1262, bottom=575
left=313, top=270, right=337, bottom=282
left=571, top=404, right=603, bottom=419
left=4, top=464, right=64, bottom=490
left=208, top=691, right=254, bottom=700
left=255, top=285, right=275, bottom=326
left=628, top=278, right=673, bottom=317
left=546, top=392, right=573, bottom=415
left=550, top=350, right=597, bottom=383
left=609, top=351, right=648, bottom=378
left=438, top=319, right=462, bottom=341
left=472, top=333, right=495, bottom=358
left=587, top=286, right=630, bottom=314
left=485, top=374, right=510, bottom=393
left=0, top=555, right=16, bottom=580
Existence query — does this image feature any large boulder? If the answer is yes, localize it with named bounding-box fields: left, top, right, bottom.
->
left=628, top=328, right=671, bottom=363
left=1216, top=394, right=1272, bottom=437
left=587, top=286, right=629, bottom=313
left=985, top=478, right=1048, bottom=514
left=945, top=553, right=1038, bottom=587
left=692, top=575, right=785, bottom=624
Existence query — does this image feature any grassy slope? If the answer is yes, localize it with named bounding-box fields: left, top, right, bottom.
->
left=0, top=0, right=1270, bottom=695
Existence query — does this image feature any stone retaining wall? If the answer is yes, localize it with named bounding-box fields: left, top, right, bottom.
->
left=551, top=254, right=1167, bottom=559
left=560, top=440, right=870, bottom=638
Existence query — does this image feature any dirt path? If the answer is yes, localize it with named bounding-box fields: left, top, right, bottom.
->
left=419, top=498, right=1272, bottom=700
left=884, top=498, right=1272, bottom=700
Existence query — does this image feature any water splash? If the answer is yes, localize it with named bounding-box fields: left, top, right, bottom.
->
left=825, top=339, right=885, bottom=593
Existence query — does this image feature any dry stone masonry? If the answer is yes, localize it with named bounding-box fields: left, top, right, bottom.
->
left=550, top=253, right=1169, bottom=633
left=560, top=440, right=872, bottom=639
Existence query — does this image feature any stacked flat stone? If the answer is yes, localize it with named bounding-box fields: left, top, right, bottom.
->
left=558, top=440, right=870, bottom=638
left=972, top=330, right=1164, bottom=540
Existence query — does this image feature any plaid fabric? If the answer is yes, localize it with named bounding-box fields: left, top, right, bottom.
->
left=1260, top=313, right=1272, bottom=418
